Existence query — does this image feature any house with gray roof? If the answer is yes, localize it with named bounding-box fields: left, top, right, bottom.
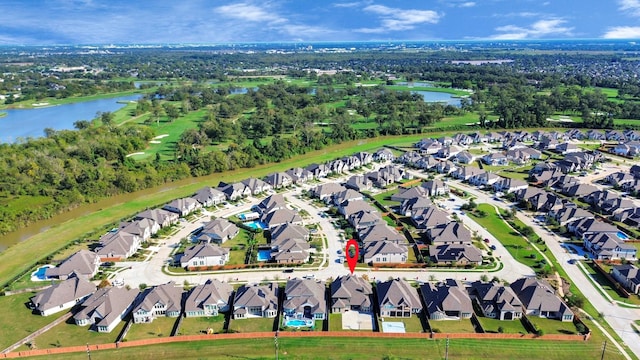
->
left=469, top=172, right=500, bottom=186
left=270, top=223, right=310, bottom=243
left=285, top=167, right=313, bottom=185
left=550, top=205, right=592, bottom=225
left=119, top=218, right=156, bottom=241
left=354, top=151, right=374, bottom=166
left=233, top=283, right=279, bottom=319
left=283, top=279, right=327, bottom=321
left=333, top=189, right=364, bottom=207
left=492, top=177, right=528, bottom=194
left=400, top=196, right=433, bottom=217
left=358, top=224, right=405, bottom=244
left=30, top=275, right=96, bottom=316
left=132, top=282, right=183, bottom=323
left=45, top=250, right=100, bottom=280
left=331, top=275, right=373, bottom=313
left=363, top=241, right=408, bottom=264
left=74, top=287, right=139, bottom=332
left=427, top=222, right=472, bottom=245
left=421, top=179, right=449, bottom=197
left=180, top=244, right=229, bottom=269
left=340, top=199, right=377, bottom=218
left=374, top=148, right=394, bottom=162
left=348, top=209, right=383, bottom=230
left=453, top=151, right=475, bottom=164
left=261, top=208, right=303, bottom=229
left=452, top=166, right=484, bottom=181
left=583, top=232, right=636, bottom=260
left=606, top=172, right=636, bottom=187
left=241, top=177, right=272, bottom=195
left=96, top=231, right=141, bottom=261
left=612, top=264, right=640, bottom=295
left=429, top=244, right=482, bottom=266
left=162, top=197, right=201, bottom=217
left=415, top=155, right=440, bottom=170
left=218, top=182, right=251, bottom=201
left=269, top=224, right=311, bottom=264
left=343, top=175, right=373, bottom=192
left=253, top=194, right=287, bottom=215
left=184, top=279, right=233, bottom=317
left=377, top=279, right=422, bottom=318
left=420, top=279, right=473, bottom=321
left=483, top=152, right=509, bottom=166
left=390, top=186, right=429, bottom=203
left=305, top=163, right=329, bottom=179
left=196, top=218, right=239, bottom=244
left=411, top=206, right=449, bottom=230
left=192, top=186, right=226, bottom=207
left=265, top=172, right=293, bottom=189
left=135, top=208, right=178, bottom=228
left=469, top=281, right=523, bottom=321
left=567, top=217, right=619, bottom=238
left=311, top=183, right=346, bottom=203
left=510, top=278, right=573, bottom=322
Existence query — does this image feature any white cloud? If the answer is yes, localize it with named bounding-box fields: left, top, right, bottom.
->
left=619, top=0, right=640, bottom=16
left=333, top=2, right=363, bottom=8
left=491, top=18, right=573, bottom=39
left=603, top=26, right=640, bottom=38
left=459, top=2, right=476, bottom=8
left=356, top=4, right=440, bottom=33
left=214, top=3, right=286, bottom=24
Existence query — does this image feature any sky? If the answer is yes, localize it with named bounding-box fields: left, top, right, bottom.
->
left=1, top=0, right=639, bottom=45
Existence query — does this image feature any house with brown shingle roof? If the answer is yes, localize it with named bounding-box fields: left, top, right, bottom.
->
left=420, top=279, right=473, bottom=320
left=469, top=281, right=523, bottom=321
left=427, top=222, right=472, bottom=245
left=510, top=278, right=573, bottom=322
left=192, top=186, right=226, bottom=207
left=331, top=275, right=373, bottom=313
left=196, top=218, right=239, bottom=244
left=132, top=282, right=183, bottom=323
left=184, top=279, right=233, bottom=317
left=162, top=197, right=202, bottom=217
left=30, top=275, right=96, bottom=316
left=74, top=287, right=139, bottom=332
left=283, top=279, right=327, bottom=320
left=429, top=244, right=482, bottom=265
left=135, top=208, right=178, bottom=228
left=233, top=283, right=279, bottom=319
left=377, top=279, right=422, bottom=318
left=45, top=250, right=100, bottom=280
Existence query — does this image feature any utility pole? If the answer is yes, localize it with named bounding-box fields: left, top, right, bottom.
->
left=445, top=336, right=449, bottom=360
left=275, top=330, right=279, bottom=360
left=86, top=343, right=92, bottom=360
left=601, top=340, right=607, bottom=360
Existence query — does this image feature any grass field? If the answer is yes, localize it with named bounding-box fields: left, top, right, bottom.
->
left=528, top=317, right=579, bottom=335
left=379, top=315, right=425, bottom=333
left=19, top=336, right=619, bottom=360
left=228, top=317, right=275, bottom=333
left=428, top=319, right=476, bottom=333
left=28, top=317, right=124, bottom=349
left=476, top=317, right=528, bottom=334
left=0, top=292, right=70, bottom=350
left=178, top=314, right=227, bottom=335
left=125, top=317, right=178, bottom=340
left=467, top=204, right=539, bottom=268
left=581, top=262, right=640, bottom=305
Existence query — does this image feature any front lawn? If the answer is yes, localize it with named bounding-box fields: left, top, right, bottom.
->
left=177, top=314, right=227, bottom=335
left=124, top=316, right=178, bottom=340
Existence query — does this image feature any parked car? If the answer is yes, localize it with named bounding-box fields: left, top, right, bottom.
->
left=490, top=245, right=497, bottom=250
left=483, top=238, right=490, bottom=243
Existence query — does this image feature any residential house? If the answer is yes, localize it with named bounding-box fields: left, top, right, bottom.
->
left=428, top=222, right=472, bottom=245
left=469, top=172, right=500, bottom=187
left=363, top=241, right=408, bottom=264
left=253, top=194, right=287, bottom=215
left=241, top=177, right=272, bottom=196
left=555, top=142, right=579, bottom=154
left=327, top=158, right=347, bottom=174
left=261, top=208, right=303, bottom=229
left=435, top=160, right=457, bottom=175
left=549, top=205, right=592, bottom=225
left=218, top=182, right=251, bottom=201
left=341, top=155, right=362, bottom=170
left=483, top=152, right=509, bottom=166
left=354, top=151, right=374, bottom=166
left=30, top=275, right=96, bottom=316
left=132, top=282, right=183, bottom=323
left=196, top=218, right=239, bottom=244
left=283, top=279, right=327, bottom=321
left=180, top=244, right=229, bottom=269
left=349, top=210, right=383, bottom=230
left=311, top=183, right=346, bottom=203
left=330, top=275, right=373, bottom=313
left=510, top=278, right=574, bottom=322
left=416, top=139, right=443, bottom=155
left=373, top=148, right=395, bottom=162
left=400, top=196, right=433, bottom=217
left=586, top=129, right=605, bottom=140
left=492, top=177, right=528, bottom=194
left=233, top=283, right=279, bottom=319
left=192, top=187, right=226, bottom=207
left=429, top=244, right=483, bottom=266
left=73, top=287, right=139, bottom=332
left=452, top=166, right=484, bottom=181
left=344, top=175, right=373, bottom=192
left=583, top=232, right=636, bottom=260
left=358, top=224, right=405, bottom=244
left=340, top=200, right=378, bottom=218
left=377, top=279, right=422, bottom=318
left=45, top=250, right=101, bottom=280
left=269, top=223, right=311, bottom=264
left=162, top=197, right=201, bottom=217
left=611, top=264, right=640, bottom=295
left=264, top=172, right=293, bottom=189
left=606, top=172, right=636, bottom=187
left=135, top=208, right=178, bottom=228
left=285, top=167, right=313, bottom=185
left=468, top=281, right=523, bottom=321
left=411, top=205, right=450, bottom=230
left=119, top=219, right=155, bottom=241
left=453, top=151, right=475, bottom=164
left=415, top=155, right=440, bottom=171
left=436, top=145, right=462, bottom=159
left=567, top=217, right=619, bottom=238
left=305, top=163, right=330, bottom=179
left=184, top=279, right=233, bottom=317
left=390, top=186, right=429, bottom=202
left=332, top=189, right=364, bottom=207
left=422, top=179, right=449, bottom=197
left=561, top=183, right=598, bottom=198
left=96, top=231, right=141, bottom=261
left=420, top=279, right=473, bottom=320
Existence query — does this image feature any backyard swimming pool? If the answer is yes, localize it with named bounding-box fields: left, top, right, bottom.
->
left=32, top=265, right=52, bottom=281
left=245, top=221, right=268, bottom=230
left=257, top=249, right=271, bottom=262
left=618, top=231, right=630, bottom=240
left=284, top=318, right=314, bottom=328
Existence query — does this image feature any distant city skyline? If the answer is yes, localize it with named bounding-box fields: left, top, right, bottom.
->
left=1, top=0, right=639, bottom=45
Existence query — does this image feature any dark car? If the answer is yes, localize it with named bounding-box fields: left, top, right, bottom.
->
left=283, top=268, right=294, bottom=273
left=490, top=245, right=497, bottom=250
left=483, top=238, right=490, bottom=243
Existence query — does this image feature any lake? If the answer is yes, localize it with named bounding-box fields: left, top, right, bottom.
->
left=412, top=90, right=462, bottom=107
left=0, top=94, right=141, bottom=143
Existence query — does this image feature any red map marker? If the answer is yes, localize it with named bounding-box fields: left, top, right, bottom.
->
left=345, top=239, right=359, bottom=275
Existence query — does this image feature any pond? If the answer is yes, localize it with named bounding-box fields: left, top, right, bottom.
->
left=412, top=90, right=462, bottom=107
left=0, top=94, right=141, bottom=143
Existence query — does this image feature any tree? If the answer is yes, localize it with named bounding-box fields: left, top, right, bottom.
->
left=98, top=111, right=114, bottom=127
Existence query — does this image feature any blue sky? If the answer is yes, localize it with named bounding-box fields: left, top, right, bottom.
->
left=1, top=0, right=640, bottom=45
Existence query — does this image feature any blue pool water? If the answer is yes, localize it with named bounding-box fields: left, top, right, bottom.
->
left=33, top=266, right=50, bottom=280
left=285, top=319, right=314, bottom=328
left=245, top=221, right=268, bottom=230
left=618, top=231, right=630, bottom=240
left=257, top=249, right=271, bottom=262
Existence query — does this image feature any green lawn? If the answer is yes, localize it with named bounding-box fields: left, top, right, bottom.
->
left=581, top=262, right=640, bottom=305
left=468, top=204, right=540, bottom=269
left=528, top=316, right=579, bottom=335
left=329, top=313, right=343, bottom=331
left=228, top=317, right=276, bottom=333
left=476, top=317, right=528, bottom=334
left=372, top=189, right=401, bottom=208
left=379, top=315, right=425, bottom=333
left=15, top=336, right=620, bottom=360
left=177, top=314, right=227, bottom=335
left=124, top=316, right=178, bottom=340
left=28, top=317, right=124, bottom=349
left=0, top=292, right=71, bottom=350
left=428, top=319, right=476, bottom=333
